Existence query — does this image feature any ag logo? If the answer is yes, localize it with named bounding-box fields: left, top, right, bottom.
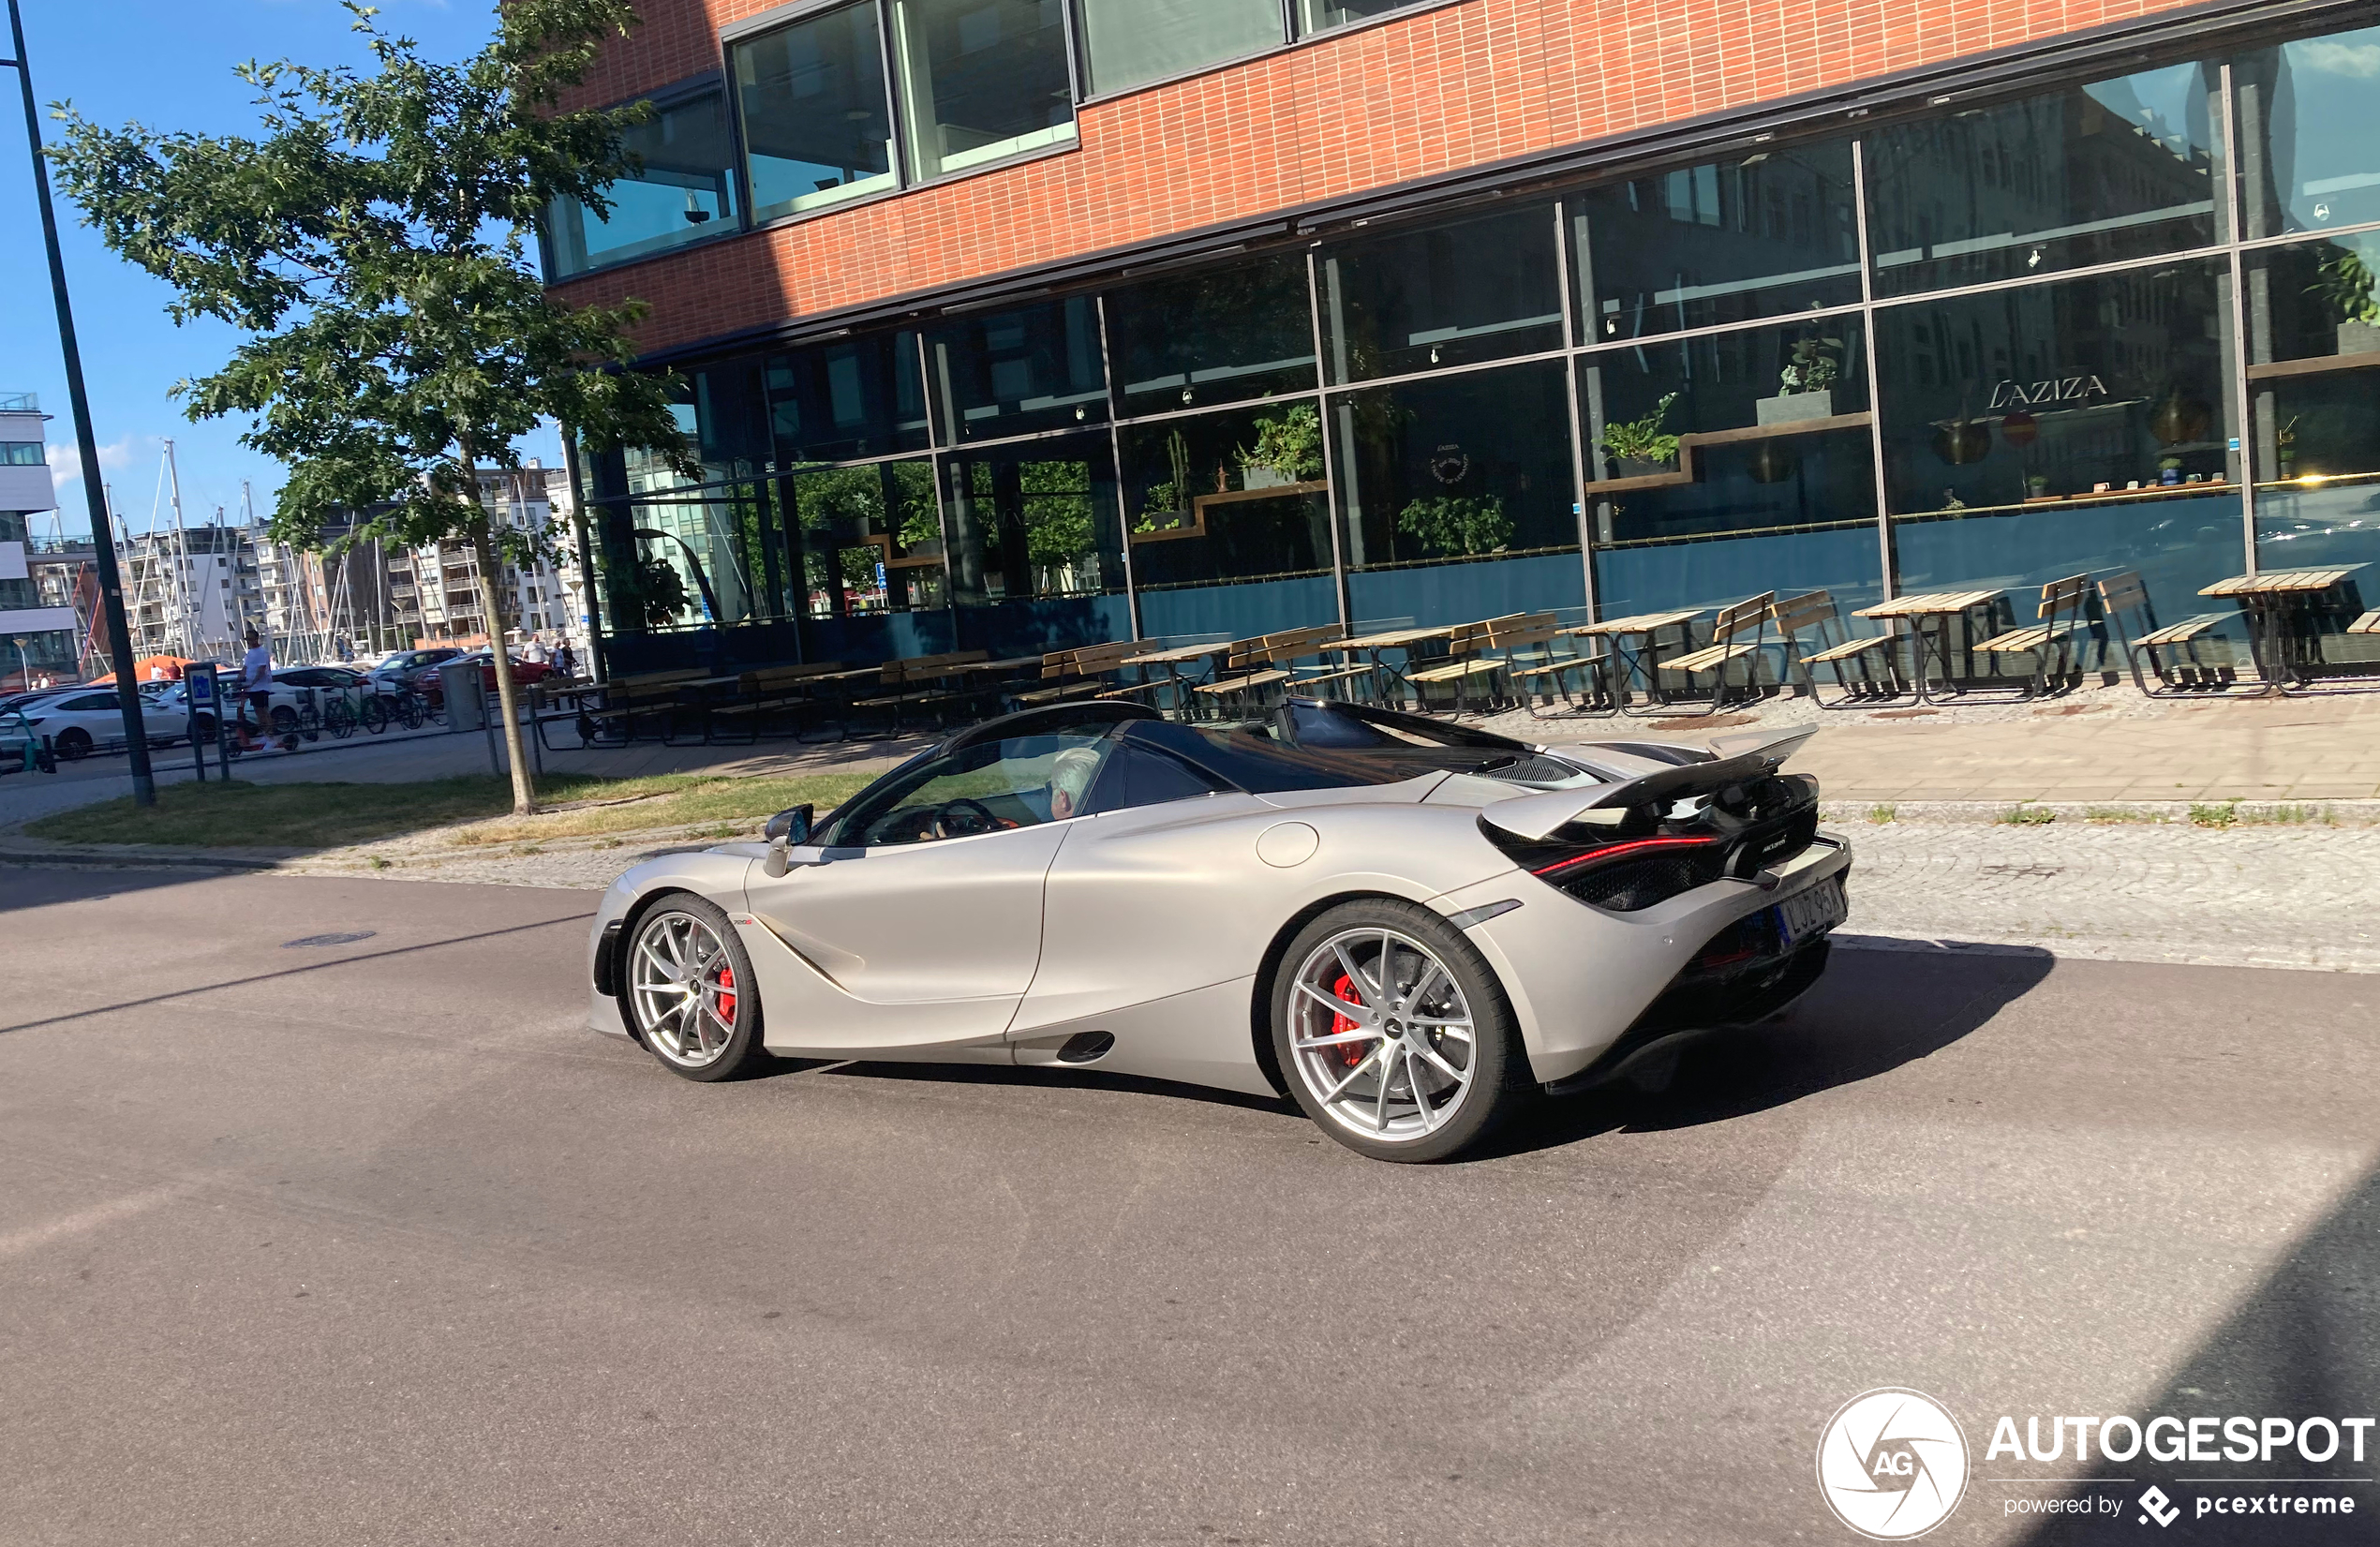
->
left=1816, top=1389, right=1970, bottom=1540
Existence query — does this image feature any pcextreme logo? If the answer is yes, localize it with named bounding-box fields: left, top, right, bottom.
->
left=1817, top=1389, right=1971, bottom=1540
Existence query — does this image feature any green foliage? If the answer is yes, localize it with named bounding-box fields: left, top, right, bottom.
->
left=1599, top=392, right=1680, bottom=467
left=1020, top=461, right=1095, bottom=573
left=2189, top=800, right=2239, bottom=829
left=2313, top=249, right=2380, bottom=325
left=46, top=0, right=695, bottom=571
left=1239, top=404, right=1324, bottom=483
left=1866, top=803, right=1897, bottom=825
left=1779, top=335, right=1843, bottom=394
left=1396, top=495, right=1512, bottom=558
left=1999, top=803, right=2057, bottom=826
left=602, top=550, right=692, bottom=629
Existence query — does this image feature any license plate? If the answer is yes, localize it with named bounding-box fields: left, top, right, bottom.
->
left=1772, top=877, right=1846, bottom=948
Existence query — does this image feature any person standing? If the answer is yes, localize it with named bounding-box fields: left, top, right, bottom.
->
left=237, top=626, right=276, bottom=751
left=553, top=636, right=576, bottom=682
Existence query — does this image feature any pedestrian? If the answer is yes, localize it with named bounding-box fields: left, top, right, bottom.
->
left=523, top=633, right=548, bottom=666
left=236, top=625, right=278, bottom=752
left=554, top=637, right=576, bottom=681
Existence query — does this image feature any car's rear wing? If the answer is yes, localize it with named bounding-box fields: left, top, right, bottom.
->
left=1480, top=726, right=1819, bottom=841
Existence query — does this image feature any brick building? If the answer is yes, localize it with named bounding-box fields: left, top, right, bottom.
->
left=548, top=0, right=2380, bottom=677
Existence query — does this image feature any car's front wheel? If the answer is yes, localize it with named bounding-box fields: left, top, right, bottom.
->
left=1271, top=899, right=1534, bottom=1162
left=624, top=894, right=768, bottom=1082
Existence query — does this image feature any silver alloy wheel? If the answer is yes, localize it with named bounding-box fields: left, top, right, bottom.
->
left=630, top=909, right=743, bottom=1069
left=1287, top=926, right=1477, bottom=1142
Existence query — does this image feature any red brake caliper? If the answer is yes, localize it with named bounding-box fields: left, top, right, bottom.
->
left=716, top=964, right=736, bottom=1024
left=1330, top=973, right=1364, bottom=1067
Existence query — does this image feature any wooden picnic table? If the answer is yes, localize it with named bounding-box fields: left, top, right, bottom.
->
left=1566, top=609, right=1705, bottom=712
left=1854, top=588, right=2009, bottom=702
left=1319, top=624, right=1461, bottom=707
left=1113, top=641, right=1234, bottom=716
left=2200, top=565, right=2371, bottom=691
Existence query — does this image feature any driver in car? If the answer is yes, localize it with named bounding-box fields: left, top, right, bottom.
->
left=1046, top=745, right=1104, bottom=822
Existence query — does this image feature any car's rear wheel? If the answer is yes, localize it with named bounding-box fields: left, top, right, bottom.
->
left=53, top=727, right=92, bottom=761
left=625, top=894, right=767, bottom=1082
left=1271, top=899, right=1532, bottom=1163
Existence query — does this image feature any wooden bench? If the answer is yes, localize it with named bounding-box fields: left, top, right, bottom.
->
left=2099, top=570, right=2236, bottom=694
left=1770, top=591, right=1904, bottom=708
left=704, top=661, right=852, bottom=741
left=567, top=668, right=709, bottom=744
left=1971, top=573, right=2090, bottom=697
left=1405, top=615, right=1525, bottom=717
left=1478, top=613, right=1608, bottom=718
left=1193, top=625, right=1347, bottom=716
left=851, top=649, right=993, bottom=733
left=1015, top=641, right=1142, bottom=709
left=1663, top=592, right=1777, bottom=710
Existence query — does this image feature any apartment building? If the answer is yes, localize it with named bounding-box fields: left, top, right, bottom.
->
left=0, top=393, right=82, bottom=690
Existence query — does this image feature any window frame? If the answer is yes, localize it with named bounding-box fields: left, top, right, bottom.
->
left=537, top=71, right=747, bottom=284
left=726, top=0, right=906, bottom=226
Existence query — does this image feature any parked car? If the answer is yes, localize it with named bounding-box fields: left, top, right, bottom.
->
left=370, top=647, right=466, bottom=692
left=584, top=699, right=1848, bottom=1163
left=13, top=687, right=192, bottom=758
left=454, top=650, right=557, bottom=692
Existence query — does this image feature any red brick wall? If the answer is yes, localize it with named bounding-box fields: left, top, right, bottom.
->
left=557, top=0, right=2211, bottom=356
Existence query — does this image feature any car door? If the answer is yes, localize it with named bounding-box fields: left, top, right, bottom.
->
left=736, top=729, right=1107, bottom=1052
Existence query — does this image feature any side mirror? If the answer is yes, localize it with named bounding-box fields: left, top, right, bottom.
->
left=761, top=804, right=814, bottom=878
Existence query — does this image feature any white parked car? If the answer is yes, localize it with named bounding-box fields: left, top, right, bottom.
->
left=13, top=688, right=192, bottom=759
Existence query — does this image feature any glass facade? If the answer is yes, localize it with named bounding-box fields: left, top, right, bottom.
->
left=584, top=12, right=2380, bottom=682
left=544, top=87, right=738, bottom=279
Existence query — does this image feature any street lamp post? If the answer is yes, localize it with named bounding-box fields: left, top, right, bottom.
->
left=10, top=633, right=28, bottom=692
left=3, top=0, right=154, bottom=803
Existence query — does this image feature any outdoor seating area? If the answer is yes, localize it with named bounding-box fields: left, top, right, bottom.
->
left=530, top=563, right=2380, bottom=754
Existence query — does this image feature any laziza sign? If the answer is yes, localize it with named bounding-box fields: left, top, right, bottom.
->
left=1988, top=374, right=2111, bottom=410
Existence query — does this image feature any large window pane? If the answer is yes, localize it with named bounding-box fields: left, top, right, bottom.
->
left=2246, top=235, right=2380, bottom=583
left=2238, top=22, right=2380, bottom=240
left=1106, top=253, right=1318, bottom=414
left=1864, top=63, right=2224, bottom=296
left=1570, top=140, right=1862, bottom=343
left=1122, top=400, right=1332, bottom=594
left=893, top=0, right=1078, bottom=182
left=927, top=296, right=1108, bottom=442
left=942, top=433, right=1125, bottom=608
left=1874, top=260, right=2244, bottom=622
left=1297, top=0, right=1433, bottom=35
left=1076, top=0, right=1283, bottom=97
left=1580, top=319, right=1882, bottom=619
left=543, top=88, right=737, bottom=278
left=1329, top=359, right=1578, bottom=582
left=785, top=459, right=945, bottom=617
left=767, top=332, right=930, bottom=464
left=1319, top=204, right=1563, bottom=383
left=733, top=4, right=898, bottom=222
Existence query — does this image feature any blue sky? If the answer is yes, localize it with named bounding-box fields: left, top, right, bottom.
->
left=0, top=0, right=564, bottom=540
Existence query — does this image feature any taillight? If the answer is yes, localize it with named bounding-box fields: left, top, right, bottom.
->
left=1525, top=833, right=1728, bottom=913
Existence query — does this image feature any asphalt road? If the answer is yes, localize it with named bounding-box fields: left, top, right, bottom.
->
left=1, top=867, right=2373, bottom=1547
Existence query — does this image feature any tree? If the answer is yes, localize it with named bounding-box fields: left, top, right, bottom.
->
left=48, top=0, right=694, bottom=814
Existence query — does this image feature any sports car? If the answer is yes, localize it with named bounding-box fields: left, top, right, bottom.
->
left=586, top=697, right=1851, bottom=1161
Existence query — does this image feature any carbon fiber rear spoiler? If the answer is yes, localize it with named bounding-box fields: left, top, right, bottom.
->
left=1481, top=726, right=1819, bottom=841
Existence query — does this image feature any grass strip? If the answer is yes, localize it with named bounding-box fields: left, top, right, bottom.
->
left=24, top=770, right=881, bottom=852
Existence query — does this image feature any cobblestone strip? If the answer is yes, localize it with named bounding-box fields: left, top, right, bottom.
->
left=1836, top=821, right=2380, bottom=973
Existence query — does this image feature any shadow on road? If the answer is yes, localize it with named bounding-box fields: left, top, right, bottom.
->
left=0, top=862, right=223, bottom=917
left=1476, top=938, right=2057, bottom=1159
left=2020, top=1157, right=2380, bottom=1545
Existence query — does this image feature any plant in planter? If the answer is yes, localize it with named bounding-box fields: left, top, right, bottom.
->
left=1238, top=404, right=1323, bottom=487
left=2158, top=454, right=2185, bottom=486
left=1759, top=335, right=1845, bottom=424
left=2277, top=415, right=2300, bottom=479
left=2313, top=250, right=2380, bottom=355
left=1599, top=392, right=1681, bottom=476
left=1396, top=495, right=1512, bottom=558
left=1138, top=429, right=1193, bottom=526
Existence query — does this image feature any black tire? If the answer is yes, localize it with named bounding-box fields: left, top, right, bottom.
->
left=54, top=727, right=92, bottom=762
left=1269, top=898, right=1535, bottom=1163
left=394, top=694, right=424, bottom=731
left=296, top=704, right=321, bottom=741
left=359, top=696, right=388, bottom=735
left=325, top=700, right=357, bottom=739
left=192, top=714, right=217, bottom=743
left=620, top=893, right=769, bottom=1083
left=269, top=706, right=300, bottom=737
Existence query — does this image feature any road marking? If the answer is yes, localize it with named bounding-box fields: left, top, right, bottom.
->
left=0, top=1184, right=181, bottom=1260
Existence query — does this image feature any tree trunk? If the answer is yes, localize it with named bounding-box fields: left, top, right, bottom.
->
left=469, top=515, right=538, bottom=815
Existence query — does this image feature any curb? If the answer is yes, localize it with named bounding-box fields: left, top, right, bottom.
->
left=0, top=846, right=289, bottom=871
left=1822, top=798, right=2380, bottom=826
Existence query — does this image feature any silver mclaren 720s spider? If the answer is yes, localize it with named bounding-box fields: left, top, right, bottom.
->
left=586, top=697, right=1850, bottom=1161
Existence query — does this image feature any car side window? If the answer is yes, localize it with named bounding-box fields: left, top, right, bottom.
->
left=826, top=734, right=1115, bottom=848
left=63, top=693, right=112, bottom=711
left=1080, top=739, right=1231, bottom=816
